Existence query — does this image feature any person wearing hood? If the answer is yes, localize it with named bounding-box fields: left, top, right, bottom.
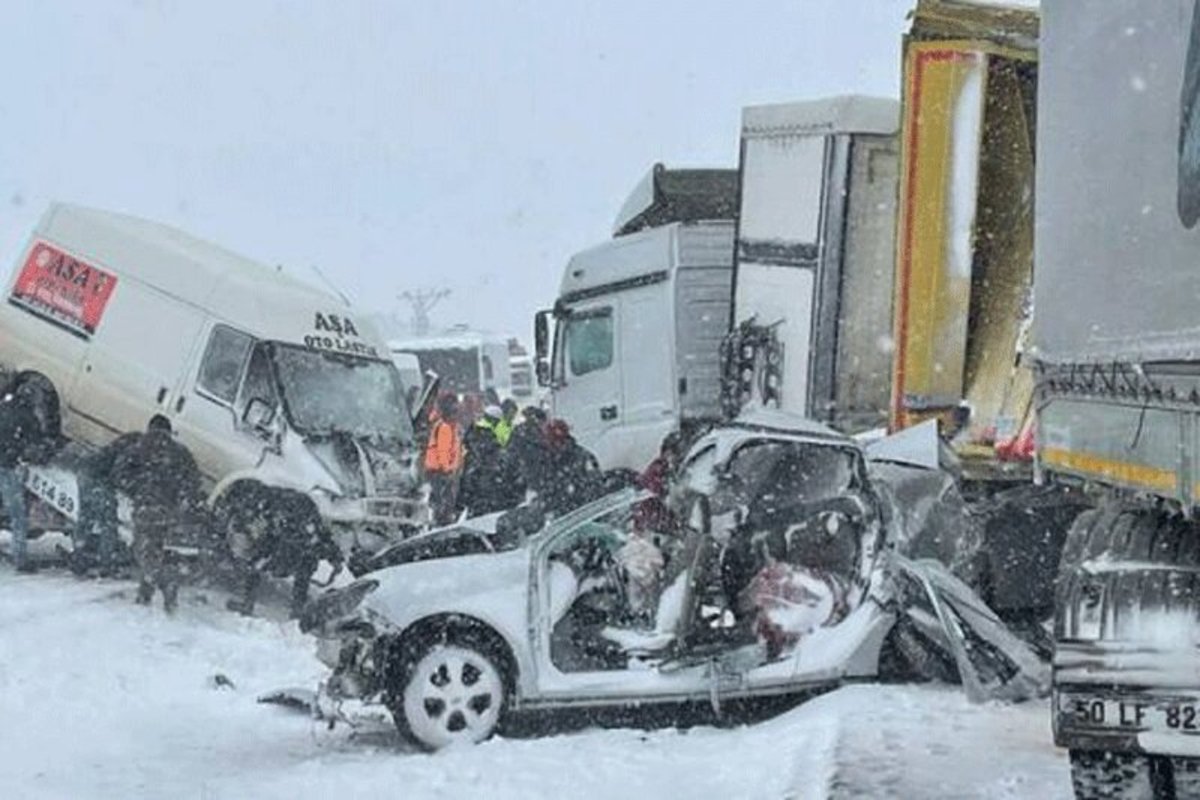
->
left=0, top=376, right=46, bottom=573
left=531, top=419, right=603, bottom=517
left=106, top=415, right=205, bottom=611
left=495, top=399, right=519, bottom=447
left=459, top=404, right=510, bottom=516
left=634, top=430, right=685, bottom=536
left=507, top=406, right=548, bottom=486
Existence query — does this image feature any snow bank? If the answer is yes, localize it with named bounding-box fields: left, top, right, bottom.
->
left=0, top=567, right=1071, bottom=799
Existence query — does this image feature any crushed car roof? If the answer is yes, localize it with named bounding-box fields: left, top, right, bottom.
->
left=727, top=408, right=853, bottom=442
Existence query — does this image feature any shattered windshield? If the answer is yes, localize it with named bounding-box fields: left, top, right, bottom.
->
left=718, top=440, right=858, bottom=512
left=271, top=344, right=413, bottom=441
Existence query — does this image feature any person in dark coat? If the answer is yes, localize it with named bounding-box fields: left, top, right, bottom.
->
left=459, top=405, right=509, bottom=516
left=107, top=415, right=205, bottom=611
left=225, top=487, right=342, bottom=618
left=507, top=406, right=549, bottom=487
left=0, top=376, right=45, bottom=572
left=532, top=419, right=604, bottom=517
left=74, top=430, right=140, bottom=576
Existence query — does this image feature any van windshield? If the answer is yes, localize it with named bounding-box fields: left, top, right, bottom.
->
left=271, top=343, right=414, bottom=441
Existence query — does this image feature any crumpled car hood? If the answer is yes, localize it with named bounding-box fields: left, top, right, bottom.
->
left=359, top=515, right=501, bottom=573
left=361, top=546, right=530, bottom=626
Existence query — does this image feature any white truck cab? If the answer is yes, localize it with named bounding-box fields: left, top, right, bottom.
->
left=535, top=165, right=738, bottom=471
left=537, top=100, right=899, bottom=472
left=0, top=203, right=426, bottom=554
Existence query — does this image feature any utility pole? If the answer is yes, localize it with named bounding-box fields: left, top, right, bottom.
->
left=399, top=288, right=450, bottom=337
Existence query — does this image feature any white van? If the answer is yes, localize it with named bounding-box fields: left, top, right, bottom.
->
left=0, top=203, right=426, bottom=553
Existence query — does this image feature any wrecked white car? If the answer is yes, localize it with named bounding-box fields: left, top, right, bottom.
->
left=300, top=413, right=1046, bottom=751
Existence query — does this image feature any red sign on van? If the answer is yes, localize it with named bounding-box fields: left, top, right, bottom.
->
left=9, top=241, right=117, bottom=338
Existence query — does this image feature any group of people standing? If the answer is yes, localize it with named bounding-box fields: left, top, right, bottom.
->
left=0, top=375, right=612, bottom=617
left=423, top=393, right=604, bottom=525
left=0, top=373, right=203, bottom=612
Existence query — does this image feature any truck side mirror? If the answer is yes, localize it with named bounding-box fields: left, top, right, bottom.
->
left=534, top=309, right=550, bottom=360
left=536, top=359, right=550, bottom=387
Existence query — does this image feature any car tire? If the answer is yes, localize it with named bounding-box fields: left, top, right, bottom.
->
left=392, top=641, right=508, bottom=750
left=1069, top=749, right=1170, bottom=799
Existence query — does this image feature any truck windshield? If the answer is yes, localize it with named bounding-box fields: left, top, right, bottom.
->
left=271, top=344, right=413, bottom=441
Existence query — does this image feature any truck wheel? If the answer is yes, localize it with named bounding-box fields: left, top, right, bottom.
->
left=1056, top=508, right=1198, bottom=640
left=1069, top=749, right=1169, bottom=799
left=392, top=642, right=507, bottom=750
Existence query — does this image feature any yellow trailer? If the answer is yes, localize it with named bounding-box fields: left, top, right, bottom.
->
left=890, top=0, right=1038, bottom=479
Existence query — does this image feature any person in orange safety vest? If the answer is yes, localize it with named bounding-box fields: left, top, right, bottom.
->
left=424, top=393, right=463, bottom=525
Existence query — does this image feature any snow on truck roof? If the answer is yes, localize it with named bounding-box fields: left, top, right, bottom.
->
left=559, top=219, right=734, bottom=298
left=390, top=332, right=510, bottom=352
left=741, top=95, right=899, bottom=138
left=32, top=203, right=388, bottom=355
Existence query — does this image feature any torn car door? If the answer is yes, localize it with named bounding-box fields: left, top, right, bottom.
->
left=888, top=553, right=1049, bottom=702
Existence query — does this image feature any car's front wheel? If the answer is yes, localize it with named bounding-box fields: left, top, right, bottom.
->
left=394, top=643, right=507, bottom=750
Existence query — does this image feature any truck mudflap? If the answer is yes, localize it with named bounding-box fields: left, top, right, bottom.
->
left=889, top=553, right=1050, bottom=703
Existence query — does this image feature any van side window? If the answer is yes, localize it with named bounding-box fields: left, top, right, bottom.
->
left=565, top=308, right=613, bottom=376
left=198, top=326, right=253, bottom=403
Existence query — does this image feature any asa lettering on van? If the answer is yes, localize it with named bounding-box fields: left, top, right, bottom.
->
left=304, top=312, right=378, bottom=357
left=9, top=242, right=118, bottom=339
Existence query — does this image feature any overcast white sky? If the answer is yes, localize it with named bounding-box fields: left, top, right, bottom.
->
left=0, top=1, right=909, bottom=344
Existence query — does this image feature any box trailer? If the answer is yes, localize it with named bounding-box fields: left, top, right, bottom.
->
left=889, top=0, right=1039, bottom=478
left=725, top=95, right=900, bottom=432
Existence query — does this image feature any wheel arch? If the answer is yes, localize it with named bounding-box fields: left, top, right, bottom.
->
left=381, top=612, right=523, bottom=699
left=207, top=473, right=310, bottom=509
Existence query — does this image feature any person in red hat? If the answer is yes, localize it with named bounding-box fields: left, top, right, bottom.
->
left=530, top=418, right=603, bottom=516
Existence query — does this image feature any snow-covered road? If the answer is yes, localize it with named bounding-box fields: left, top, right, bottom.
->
left=0, top=568, right=1073, bottom=799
